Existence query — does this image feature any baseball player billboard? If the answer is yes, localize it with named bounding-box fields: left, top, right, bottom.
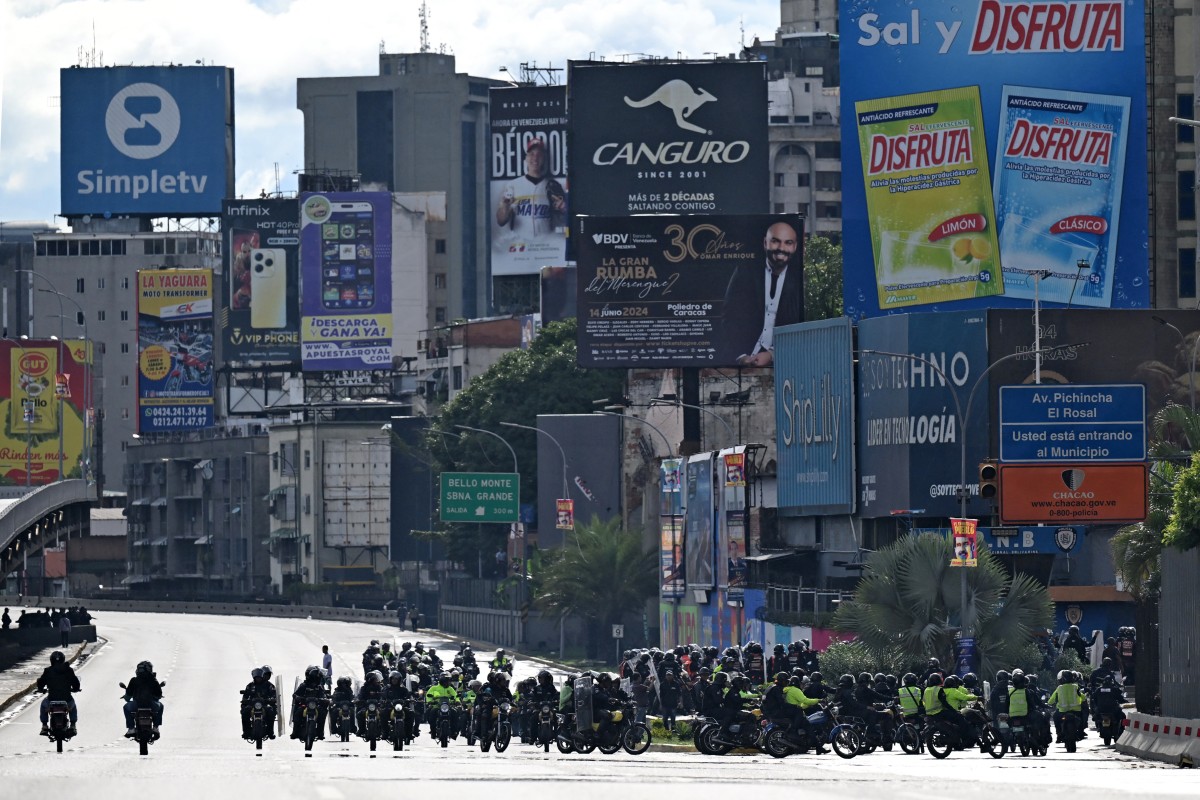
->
left=490, top=85, right=568, bottom=277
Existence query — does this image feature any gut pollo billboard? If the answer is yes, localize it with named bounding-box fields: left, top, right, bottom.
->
left=137, top=269, right=214, bottom=432
left=840, top=1, right=1148, bottom=318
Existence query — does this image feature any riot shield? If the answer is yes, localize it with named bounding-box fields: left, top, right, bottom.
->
left=574, top=676, right=594, bottom=732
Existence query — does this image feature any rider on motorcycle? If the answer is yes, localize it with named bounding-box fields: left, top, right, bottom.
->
left=848, top=672, right=895, bottom=740
left=592, top=672, right=626, bottom=741
left=1049, top=670, right=1084, bottom=743
left=921, top=673, right=970, bottom=742
left=290, top=665, right=329, bottom=740
left=989, top=670, right=1012, bottom=724
left=491, top=648, right=513, bottom=675
left=718, top=675, right=758, bottom=735
left=36, top=650, right=79, bottom=736
left=426, top=673, right=460, bottom=737
left=239, top=667, right=277, bottom=740
left=897, top=672, right=924, bottom=723
left=330, top=676, right=356, bottom=736
left=121, top=660, right=164, bottom=737
left=386, top=670, right=413, bottom=740
left=354, top=669, right=387, bottom=736
left=1089, top=671, right=1126, bottom=738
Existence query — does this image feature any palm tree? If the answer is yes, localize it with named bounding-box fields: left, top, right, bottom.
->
left=534, top=516, right=658, bottom=658
left=833, top=533, right=1052, bottom=677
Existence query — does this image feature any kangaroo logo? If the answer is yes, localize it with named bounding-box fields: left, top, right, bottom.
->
left=624, top=80, right=716, bottom=135
left=105, top=82, right=181, bottom=159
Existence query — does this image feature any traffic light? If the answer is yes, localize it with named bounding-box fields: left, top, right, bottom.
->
left=978, top=460, right=999, bottom=500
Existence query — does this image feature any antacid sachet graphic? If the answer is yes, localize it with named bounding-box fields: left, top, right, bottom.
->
left=993, top=86, right=1130, bottom=307
left=855, top=86, right=1004, bottom=309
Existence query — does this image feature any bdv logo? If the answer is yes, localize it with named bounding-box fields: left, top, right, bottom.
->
left=105, top=83, right=181, bottom=159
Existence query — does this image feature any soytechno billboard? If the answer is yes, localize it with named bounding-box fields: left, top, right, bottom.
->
left=490, top=86, right=568, bottom=277
left=298, top=192, right=393, bottom=371
left=0, top=339, right=91, bottom=486
left=576, top=214, right=805, bottom=368
left=222, top=198, right=301, bottom=364
left=136, top=269, right=215, bottom=433
left=840, top=1, right=1148, bottom=318
left=568, top=61, right=768, bottom=223
left=60, top=66, right=233, bottom=216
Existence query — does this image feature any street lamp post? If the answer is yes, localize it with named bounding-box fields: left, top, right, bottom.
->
left=1153, top=316, right=1197, bottom=413
left=857, top=342, right=1086, bottom=638
left=650, top=396, right=736, bottom=446
left=593, top=409, right=675, bottom=458
left=499, top=421, right=568, bottom=499
left=246, top=448, right=301, bottom=589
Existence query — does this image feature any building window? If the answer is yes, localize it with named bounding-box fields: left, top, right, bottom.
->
left=120, top=310, right=129, bottom=321
left=774, top=203, right=786, bottom=213
left=304, top=494, right=312, bottom=515
left=774, top=173, right=788, bottom=187
left=76, top=278, right=85, bottom=293
left=814, top=141, right=840, bottom=159
left=121, top=277, right=130, bottom=290
left=304, top=450, right=311, bottom=469
left=452, top=365, right=463, bottom=390
left=797, top=173, right=811, bottom=188
left=121, top=408, right=130, bottom=419
left=120, top=375, right=129, bottom=386
left=1181, top=248, right=1197, bottom=299
left=1179, top=95, right=1195, bottom=144
left=435, top=307, right=446, bottom=323
left=97, top=310, right=106, bottom=321
left=76, top=311, right=84, bottom=326
left=1180, top=171, right=1196, bottom=221
left=434, top=274, right=447, bottom=289
left=435, top=239, right=447, bottom=254
left=120, top=343, right=129, bottom=353
left=97, top=277, right=105, bottom=289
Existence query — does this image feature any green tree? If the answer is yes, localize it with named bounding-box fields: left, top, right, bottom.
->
left=804, top=235, right=844, bottom=321
left=534, top=516, right=658, bottom=658
left=832, top=533, right=1052, bottom=677
left=421, top=319, right=623, bottom=562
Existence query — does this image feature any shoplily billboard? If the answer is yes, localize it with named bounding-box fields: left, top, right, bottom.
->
left=60, top=66, right=233, bottom=216
left=840, top=2, right=1148, bottom=319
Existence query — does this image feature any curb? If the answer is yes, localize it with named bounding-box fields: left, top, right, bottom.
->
left=0, top=639, right=89, bottom=715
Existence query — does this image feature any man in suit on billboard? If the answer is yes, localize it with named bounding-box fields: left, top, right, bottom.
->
left=722, top=219, right=804, bottom=367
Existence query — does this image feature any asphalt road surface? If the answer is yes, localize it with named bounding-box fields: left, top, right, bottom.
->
left=0, top=612, right=1190, bottom=798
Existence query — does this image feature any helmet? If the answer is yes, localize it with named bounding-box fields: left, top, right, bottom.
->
left=537, top=670, right=553, bottom=686
left=597, top=672, right=614, bottom=686
left=622, top=650, right=632, bottom=659
left=1012, top=673, right=1028, bottom=689
left=996, top=670, right=1011, bottom=684
left=711, top=672, right=729, bottom=687
left=251, top=667, right=264, bottom=680
left=337, top=677, right=352, bottom=689
left=1011, top=669, right=1024, bottom=679
left=438, top=674, right=451, bottom=687
left=838, top=674, right=855, bottom=688
left=136, top=661, right=153, bottom=676
left=885, top=674, right=898, bottom=688
left=453, top=656, right=463, bottom=666
left=698, top=667, right=712, bottom=677
left=857, top=672, right=872, bottom=685
left=944, top=675, right=961, bottom=689
left=370, top=639, right=379, bottom=646
left=367, top=670, right=383, bottom=684
left=1068, top=625, right=1080, bottom=635
left=927, top=673, right=943, bottom=686
left=663, top=652, right=676, bottom=662
left=401, top=642, right=411, bottom=650
left=372, top=655, right=385, bottom=668
left=928, top=657, right=940, bottom=667
left=50, top=651, right=66, bottom=665
left=305, top=665, right=322, bottom=683
left=789, top=676, right=805, bottom=688
left=389, top=670, right=404, bottom=684
left=963, top=673, right=979, bottom=689
left=1102, top=657, right=1114, bottom=669
left=497, top=649, right=506, bottom=657
left=1027, top=674, right=1040, bottom=690
left=902, top=672, right=918, bottom=687
left=381, top=642, right=391, bottom=651
left=1057, top=670, right=1070, bottom=684
left=468, top=681, right=482, bottom=691
left=261, top=665, right=273, bottom=678
left=809, top=671, right=823, bottom=684
left=872, top=672, right=886, bottom=684
left=774, top=672, right=789, bottom=684
left=773, top=644, right=785, bottom=654
left=417, top=664, right=430, bottom=674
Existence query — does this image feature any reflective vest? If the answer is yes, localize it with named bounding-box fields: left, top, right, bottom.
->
left=922, top=686, right=945, bottom=715
left=783, top=686, right=819, bottom=709
left=1007, top=686, right=1028, bottom=718
left=944, top=686, right=971, bottom=711
left=898, top=686, right=923, bottom=716
left=426, top=685, right=458, bottom=704
left=1049, top=683, right=1081, bottom=712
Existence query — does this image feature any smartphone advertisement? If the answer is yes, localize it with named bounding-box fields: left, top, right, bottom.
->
left=222, top=198, right=301, bottom=364
left=299, top=192, right=393, bottom=371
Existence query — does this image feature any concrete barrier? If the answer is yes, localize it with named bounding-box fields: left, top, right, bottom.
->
left=1115, top=711, right=1200, bottom=766
left=0, top=595, right=401, bottom=627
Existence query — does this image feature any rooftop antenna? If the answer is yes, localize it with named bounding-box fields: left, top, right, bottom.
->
left=274, top=162, right=281, bottom=196
left=419, top=1, right=430, bottom=53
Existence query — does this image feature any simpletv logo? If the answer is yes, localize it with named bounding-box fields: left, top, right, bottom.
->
left=105, top=83, right=181, bottom=159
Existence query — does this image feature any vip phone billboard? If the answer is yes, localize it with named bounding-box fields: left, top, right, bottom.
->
left=222, top=198, right=300, bottom=363
left=60, top=66, right=233, bottom=216
left=840, top=2, right=1148, bottom=318
left=490, top=86, right=568, bottom=277
left=136, top=269, right=215, bottom=433
left=576, top=214, right=804, bottom=368
left=299, top=192, right=393, bottom=371
left=0, top=339, right=92, bottom=486
left=568, top=61, right=768, bottom=224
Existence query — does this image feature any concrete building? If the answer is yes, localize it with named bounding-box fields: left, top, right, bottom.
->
left=297, top=52, right=502, bottom=326
left=416, top=315, right=523, bottom=409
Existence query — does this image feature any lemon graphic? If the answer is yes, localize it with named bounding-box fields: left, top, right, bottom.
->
left=952, top=238, right=972, bottom=260
left=970, top=238, right=992, bottom=260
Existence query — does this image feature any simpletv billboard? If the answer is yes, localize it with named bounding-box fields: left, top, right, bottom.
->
left=60, top=66, right=233, bottom=216
left=840, top=1, right=1148, bottom=318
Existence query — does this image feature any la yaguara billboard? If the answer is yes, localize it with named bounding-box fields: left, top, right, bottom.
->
left=576, top=214, right=805, bottom=368
left=60, top=66, right=233, bottom=216
left=222, top=198, right=301, bottom=364
left=137, top=269, right=214, bottom=433
left=840, top=1, right=1148, bottom=318
left=490, top=86, right=568, bottom=277
left=299, top=192, right=393, bottom=371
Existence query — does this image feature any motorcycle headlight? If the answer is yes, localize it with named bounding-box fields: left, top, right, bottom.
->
left=368, top=703, right=377, bottom=711
left=307, top=701, right=317, bottom=709
left=254, top=701, right=263, bottom=710
left=998, top=713, right=1008, bottom=721
left=441, top=702, right=450, bottom=713
left=501, top=702, right=512, bottom=712
left=542, top=705, right=551, bottom=713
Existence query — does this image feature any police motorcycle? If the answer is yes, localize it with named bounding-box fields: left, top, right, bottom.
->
left=763, top=703, right=861, bottom=760
left=925, top=698, right=1005, bottom=759
left=558, top=675, right=650, bottom=756
left=533, top=696, right=558, bottom=752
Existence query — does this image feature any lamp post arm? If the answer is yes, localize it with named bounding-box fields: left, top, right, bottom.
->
left=454, top=425, right=518, bottom=475
left=651, top=398, right=735, bottom=443
left=593, top=410, right=675, bottom=458
left=500, top=421, right=568, bottom=498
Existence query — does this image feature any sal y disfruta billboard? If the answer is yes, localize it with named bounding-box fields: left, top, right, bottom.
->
left=299, top=192, right=393, bottom=371
left=840, top=2, right=1148, bottom=318
left=222, top=198, right=301, bottom=364
left=137, top=269, right=215, bottom=432
left=60, top=66, right=233, bottom=216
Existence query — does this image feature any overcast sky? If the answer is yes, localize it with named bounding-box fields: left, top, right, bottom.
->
left=0, top=0, right=780, bottom=226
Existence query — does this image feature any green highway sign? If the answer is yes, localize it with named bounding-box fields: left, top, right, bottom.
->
left=439, top=472, right=520, bottom=523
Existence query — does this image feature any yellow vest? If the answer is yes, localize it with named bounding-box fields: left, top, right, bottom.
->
left=922, top=685, right=945, bottom=715
left=1007, top=686, right=1028, bottom=718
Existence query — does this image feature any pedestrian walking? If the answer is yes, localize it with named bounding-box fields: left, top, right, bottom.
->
left=321, top=645, right=333, bottom=688
left=57, top=613, right=71, bottom=648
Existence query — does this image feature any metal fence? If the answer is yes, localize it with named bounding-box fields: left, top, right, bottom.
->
left=765, top=585, right=851, bottom=617
left=1159, top=546, right=1199, bottom=718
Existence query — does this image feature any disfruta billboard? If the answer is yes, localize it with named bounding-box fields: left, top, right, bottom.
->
left=576, top=215, right=804, bottom=368
left=136, top=269, right=215, bottom=432
left=840, top=1, right=1148, bottom=318
left=60, top=66, right=233, bottom=216
left=0, top=339, right=91, bottom=486
left=568, top=61, right=768, bottom=223
left=490, top=86, right=568, bottom=277
left=222, top=198, right=301, bottom=363
left=298, top=192, right=393, bottom=371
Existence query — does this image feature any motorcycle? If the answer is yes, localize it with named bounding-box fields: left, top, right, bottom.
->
left=1058, top=710, right=1084, bottom=753
left=433, top=700, right=458, bottom=749
left=479, top=701, right=512, bottom=753
left=568, top=704, right=650, bottom=756
left=997, top=713, right=1045, bottom=757
left=297, top=697, right=327, bottom=757
left=924, top=703, right=1004, bottom=759
left=894, top=715, right=924, bottom=755
left=534, top=701, right=558, bottom=752
left=41, top=690, right=77, bottom=753
left=695, top=708, right=765, bottom=755
left=120, top=681, right=163, bottom=757
left=330, top=700, right=356, bottom=742
left=387, top=700, right=407, bottom=752
left=763, top=706, right=860, bottom=760
left=239, top=691, right=274, bottom=754
left=839, top=704, right=898, bottom=754
left=359, top=701, right=384, bottom=753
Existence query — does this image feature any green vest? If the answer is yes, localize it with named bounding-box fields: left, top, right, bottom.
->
left=1050, top=683, right=1081, bottom=712
left=922, top=685, right=945, bottom=715
left=1007, top=686, right=1028, bottom=718
left=898, top=686, right=922, bottom=716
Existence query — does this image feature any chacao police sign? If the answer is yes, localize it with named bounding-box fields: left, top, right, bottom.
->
left=60, top=66, right=233, bottom=216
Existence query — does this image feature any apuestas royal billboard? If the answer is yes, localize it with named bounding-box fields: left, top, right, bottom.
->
left=840, top=1, right=1148, bottom=320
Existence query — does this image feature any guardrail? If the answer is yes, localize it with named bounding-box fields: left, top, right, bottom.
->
left=0, top=595, right=402, bottom=626
left=1115, top=711, right=1200, bottom=766
left=439, top=605, right=519, bottom=648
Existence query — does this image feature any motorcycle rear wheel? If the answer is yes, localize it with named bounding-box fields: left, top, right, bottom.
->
left=555, top=736, right=574, bottom=754
left=926, top=729, right=953, bottom=759
left=896, top=724, right=921, bottom=755
left=764, top=728, right=792, bottom=759
left=701, top=727, right=734, bottom=755
left=621, top=722, right=652, bottom=755
left=831, top=726, right=861, bottom=760
left=983, top=728, right=1006, bottom=759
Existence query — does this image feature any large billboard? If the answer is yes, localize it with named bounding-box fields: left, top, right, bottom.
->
left=490, top=86, right=568, bottom=277
left=856, top=311, right=990, bottom=518
left=60, top=66, right=233, bottom=216
left=221, top=198, right=300, bottom=364
left=840, top=1, right=1148, bottom=318
left=136, top=269, right=214, bottom=432
left=0, top=339, right=91, bottom=486
left=774, top=318, right=856, bottom=514
left=298, top=192, right=393, bottom=371
left=568, top=61, right=768, bottom=224
left=685, top=453, right=715, bottom=590
left=576, top=214, right=804, bottom=368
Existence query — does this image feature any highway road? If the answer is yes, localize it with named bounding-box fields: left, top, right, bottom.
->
left=0, top=611, right=1191, bottom=798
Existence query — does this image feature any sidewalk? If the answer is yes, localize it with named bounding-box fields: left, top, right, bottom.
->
left=0, top=639, right=92, bottom=715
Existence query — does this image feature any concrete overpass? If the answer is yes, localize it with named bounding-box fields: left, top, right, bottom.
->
left=0, top=480, right=97, bottom=586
